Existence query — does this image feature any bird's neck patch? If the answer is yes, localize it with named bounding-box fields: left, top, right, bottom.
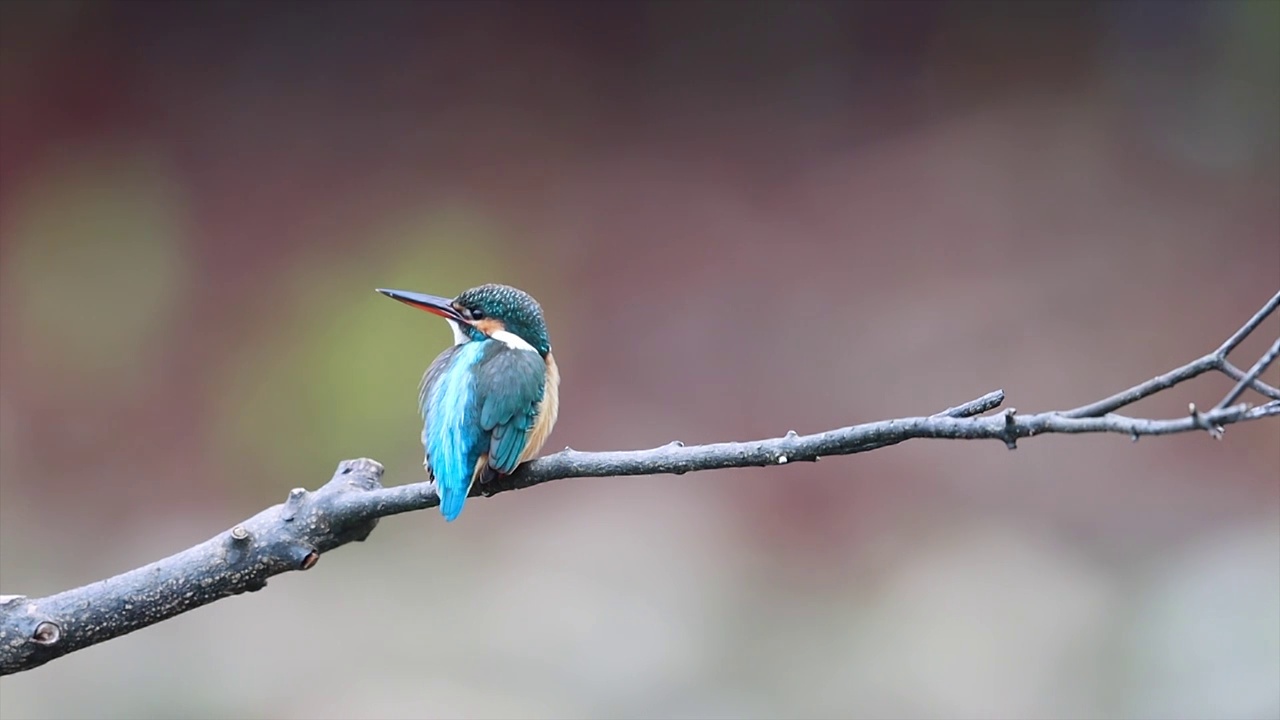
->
left=490, top=329, right=537, bottom=353
left=452, top=317, right=538, bottom=353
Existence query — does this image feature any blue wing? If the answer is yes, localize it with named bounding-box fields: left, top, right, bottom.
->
left=475, top=346, right=547, bottom=476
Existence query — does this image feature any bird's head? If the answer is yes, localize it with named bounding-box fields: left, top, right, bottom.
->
left=378, top=283, right=551, bottom=357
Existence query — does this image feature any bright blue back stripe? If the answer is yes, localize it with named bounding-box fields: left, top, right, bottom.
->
left=423, top=341, right=487, bottom=520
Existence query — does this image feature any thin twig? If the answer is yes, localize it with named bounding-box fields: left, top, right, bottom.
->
left=1216, top=338, right=1280, bottom=410
left=2, top=290, right=1278, bottom=677
left=1215, top=290, right=1280, bottom=357
left=1221, top=360, right=1280, bottom=401
left=934, top=390, right=1006, bottom=418
left=1059, top=355, right=1220, bottom=418
left=1063, top=290, right=1279, bottom=418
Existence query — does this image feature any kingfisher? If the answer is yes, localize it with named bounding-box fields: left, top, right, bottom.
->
left=377, top=283, right=560, bottom=522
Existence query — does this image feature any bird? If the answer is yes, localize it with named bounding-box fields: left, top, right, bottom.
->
left=377, top=283, right=560, bottom=522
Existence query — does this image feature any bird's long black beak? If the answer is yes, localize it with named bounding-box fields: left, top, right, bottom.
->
left=377, top=288, right=466, bottom=322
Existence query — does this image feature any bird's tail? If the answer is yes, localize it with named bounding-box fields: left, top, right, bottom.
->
left=439, top=486, right=468, bottom=522
left=438, top=455, right=488, bottom=522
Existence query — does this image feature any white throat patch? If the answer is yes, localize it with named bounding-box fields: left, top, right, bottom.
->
left=446, top=319, right=470, bottom=346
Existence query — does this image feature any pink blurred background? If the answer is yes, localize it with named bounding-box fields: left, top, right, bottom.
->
left=1, top=1, right=1278, bottom=718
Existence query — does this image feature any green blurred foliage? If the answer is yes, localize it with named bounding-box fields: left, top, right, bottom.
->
left=1, top=145, right=190, bottom=400
left=208, top=204, right=544, bottom=495
left=1232, top=0, right=1280, bottom=50
left=1221, top=0, right=1280, bottom=144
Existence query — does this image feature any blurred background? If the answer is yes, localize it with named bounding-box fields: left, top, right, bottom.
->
left=1, top=1, right=1278, bottom=718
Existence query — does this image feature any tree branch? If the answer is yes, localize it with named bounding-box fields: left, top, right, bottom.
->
left=2, top=291, right=1277, bottom=676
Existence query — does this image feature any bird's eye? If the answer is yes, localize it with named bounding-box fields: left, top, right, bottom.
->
left=470, top=308, right=485, bottom=321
